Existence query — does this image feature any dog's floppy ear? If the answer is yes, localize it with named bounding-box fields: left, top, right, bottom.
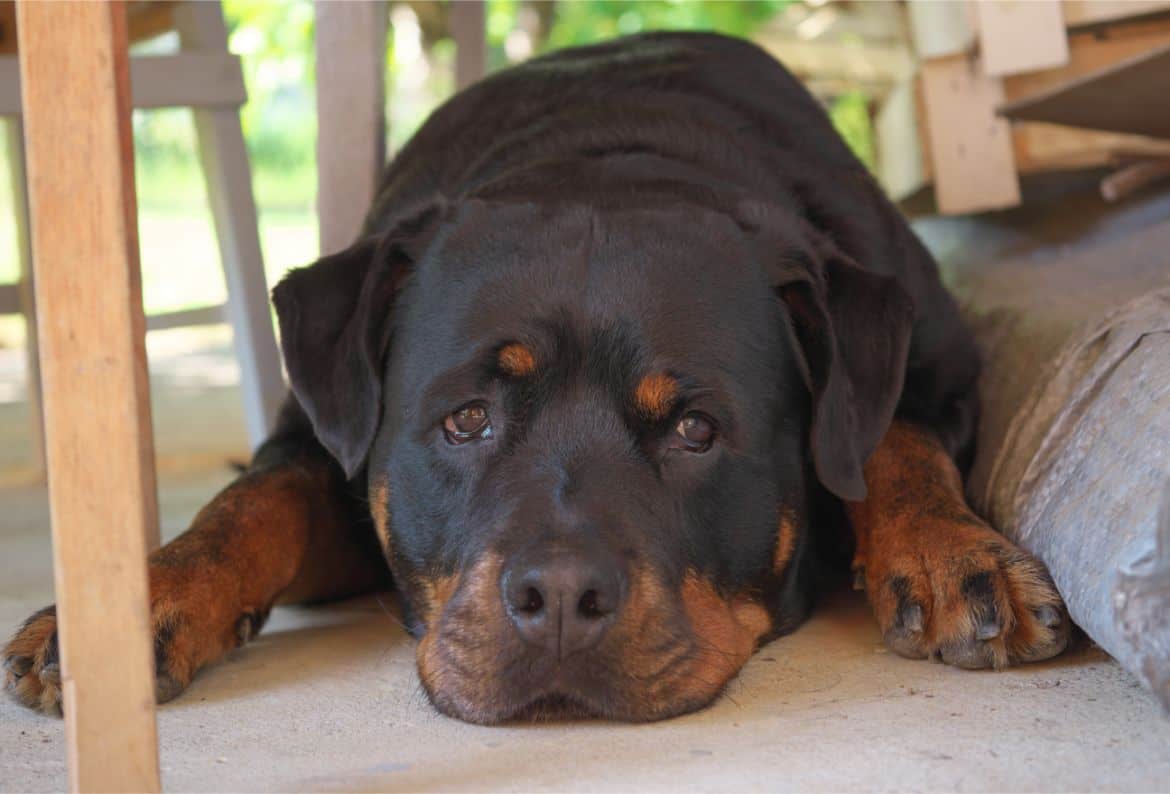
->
left=272, top=202, right=444, bottom=477
left=748, top=208, right=915, bottom=502
left=777, top=250, right=913, bottom=501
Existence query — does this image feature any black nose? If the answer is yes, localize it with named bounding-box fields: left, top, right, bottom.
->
left=501, top=550, right=626, bottom=659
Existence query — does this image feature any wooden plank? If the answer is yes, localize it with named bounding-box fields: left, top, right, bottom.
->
left=146, top=303, right=225, bottom=332
left=920, top=55, right=1021, bottom=214
left=1005, top=16, right=1170, bottom=101
left=15, top=2, right=160, bottom=791
left=1064, top=0, right=1170, bottom=29
left=1012, top=121, right=1170, bottom=172
left=1100, top=156, right=1170, bottom=200
left=314, top=0, right=386, bottom=255
left=451, top=0, right=487, bottom=91
left=175, top=1, right=286, bottom=448
left=0, top=0, right=176, bottom=48
left=875, top=79, right=928, bottom=200
left=127, top=0, right=176, bottom=43
left=0, top=282, right=16, bottom=313
left=0, top=1, right=15, bottom=54
left=977, top=0, right=1070, bottom=76
left=4, top=118, right=44, bottom=476
left=0, top=52, right=248, bottom=114
left=1000, top=43, right=1170, bottom=138
left=907, top=0, right=976, bottom=59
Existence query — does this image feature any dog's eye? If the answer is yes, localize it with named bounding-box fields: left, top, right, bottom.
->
left=673, top=412, right=715, bottom=452
left=443, top=403, right=493, bottom=444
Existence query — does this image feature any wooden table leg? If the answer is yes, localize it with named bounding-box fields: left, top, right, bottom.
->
left=451, top=0, right=487, bottom=91
left=314, top=0, right=386, bottom=256
left=15, top=2, right=161, bottom=791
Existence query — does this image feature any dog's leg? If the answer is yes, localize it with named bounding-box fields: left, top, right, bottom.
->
left=4, top=402, right=389, bottom=714
left=847, top=421, right=1069, bottom=668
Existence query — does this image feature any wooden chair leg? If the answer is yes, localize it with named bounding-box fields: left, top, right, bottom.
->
left=3, top=116, right=45, bottom=479
left=451, top=0, right=487, bottom=91
left=15, top=2, right=160, bottom=791
left=314, top=0, right=387, bottom=256
left=173, top=0, right=285, bottom=450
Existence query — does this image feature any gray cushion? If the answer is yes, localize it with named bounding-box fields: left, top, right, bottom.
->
left=954, top=227, right=1170, bottom=710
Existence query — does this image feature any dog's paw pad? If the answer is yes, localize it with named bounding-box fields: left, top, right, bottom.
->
left=3, top=605, right=63, bottom=715
left=867, top=529, right=1070, bottom=670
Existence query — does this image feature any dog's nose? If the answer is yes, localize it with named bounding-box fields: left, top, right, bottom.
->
left=501, top=550, right=625, bottom=658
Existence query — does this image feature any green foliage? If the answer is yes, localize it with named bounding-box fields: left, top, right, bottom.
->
left=539, top=0, right=790, bottom=50
left=223, top=0, right=316, bottom=173
left=828, top=90, right=876, bottom=172
left=130, top=0, right=881, bottom=217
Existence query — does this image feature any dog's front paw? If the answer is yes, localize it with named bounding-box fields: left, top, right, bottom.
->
left=3, top=606, right=63, bottom=714
left=4, top=597, right=265, bottom=715
left=856, top=519, right=1070, bottom=669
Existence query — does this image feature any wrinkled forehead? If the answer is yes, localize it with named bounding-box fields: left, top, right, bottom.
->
left=396, top=200, right=783, bottom=387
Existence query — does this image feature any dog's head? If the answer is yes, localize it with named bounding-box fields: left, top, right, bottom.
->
left=273, top=194, right=913, bottom=723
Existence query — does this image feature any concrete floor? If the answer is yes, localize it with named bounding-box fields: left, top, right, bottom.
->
left=3, top=489, right=1168, bottom=792
left=4, top=175, right=1170, bottom=791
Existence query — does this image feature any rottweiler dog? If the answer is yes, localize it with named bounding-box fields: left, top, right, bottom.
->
left=5, top=32, right=1068, bottom=723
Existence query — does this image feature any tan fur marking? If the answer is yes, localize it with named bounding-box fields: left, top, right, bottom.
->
left=417, top=573, right=460, bottom=629
left=416, top=555, right=503, bottom=721
left=676, top=573, right=770, bottom=699
left=634, top=372, right=679, bottom=420
left=369, top=474, right=392, bottom=558
left=773, top=507, right=798, bottom=574
left=497, top=343, right=537, bottom=377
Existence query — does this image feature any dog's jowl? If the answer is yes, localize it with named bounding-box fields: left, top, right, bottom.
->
left=4, top=32, right=1068, bottom=723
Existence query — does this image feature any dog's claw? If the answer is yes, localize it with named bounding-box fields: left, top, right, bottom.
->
left=852, top=567, right=866, bottom=591
left=38, top=663, right=60, bottom=687
left=975, top=620, right=1001, bottom=640
left=4, top=655, right=32, bottom=677
left=899, top=603, right=924, bottom=634
left=1035, top=605, right=1062, bottom=628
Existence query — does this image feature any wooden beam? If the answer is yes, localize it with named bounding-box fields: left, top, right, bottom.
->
left=907, top=0, right=976, bottom=59
left=1000, top=43, right=1170, bottom=138
left=4, top=118, right=43, bottom=476
left=1063, top=0, right=1170, bottom=29
left=451, top=0, right=487, bottom=91
left=977, top=0, right=1070, bottom=77
left=15, top=2, right=160, bottom=791
left=145, top=303, right=226, bottom=332
left=314, top=0, right=387, bottom=255
left=920, top=55, right=1021, bottom=214
left=175, top=1, right=286, bottom=448
left=0, top=52, right=248, bottom=114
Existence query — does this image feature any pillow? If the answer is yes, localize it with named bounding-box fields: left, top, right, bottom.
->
left=956, top=232, right=1170, bottom=712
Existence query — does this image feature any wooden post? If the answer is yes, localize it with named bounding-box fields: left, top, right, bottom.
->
left=15, top=2, right=161, bottom=791
left=976, top=0, right=1069, bottom=77
left=314, top=0, right=387, bottom=255
left=174, top=2, right=286, bottom=449
left=920, top=55, right=1021, bottom=215
left=3, top=118, right=44, bottom=478
left=451, top=0, right=487, bottom=92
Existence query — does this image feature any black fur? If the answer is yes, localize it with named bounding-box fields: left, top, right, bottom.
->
left=269, top=32, right=981, bottom=718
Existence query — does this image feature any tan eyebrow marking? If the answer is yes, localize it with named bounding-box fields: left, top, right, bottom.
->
left=634, top=371, right=679, bottom=421
left=774, top=505, right=798, bottom=574
left=497, top=343, right=537, bottom=377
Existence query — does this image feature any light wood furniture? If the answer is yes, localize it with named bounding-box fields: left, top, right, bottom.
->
left=909, top=0, right=1170, bottom=214
left=15, top=1, right=160, bottom=790
left=0, top=0, right=285, bottom=470
left=313, top=0, right=486, bottom=256
left=314, top=0, right=386, bottom=256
